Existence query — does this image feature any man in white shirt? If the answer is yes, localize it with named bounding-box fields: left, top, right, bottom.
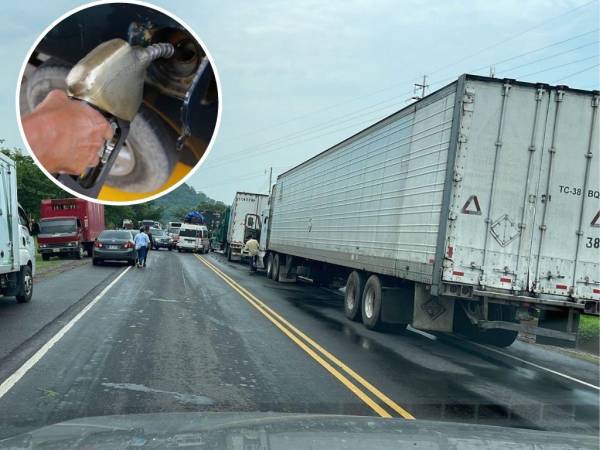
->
left=134, top=227, right=150, bottom=268
left=242, top=237, right=260, bottom=272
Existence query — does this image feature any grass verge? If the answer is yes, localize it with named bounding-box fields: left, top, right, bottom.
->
left=578, top=314, right=599, bottom=354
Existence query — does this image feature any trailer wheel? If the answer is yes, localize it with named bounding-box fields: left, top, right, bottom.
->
left=344, top=271, right=366, bottom=321
left=16, top=265, right=33, bottom=303
left=272, top=253, right=281, bottom=281
left=265, top=253, right=273, bottom=279
left=227, top=247, right=233, bottom=261
left=361, top=275, right=383, bottom=330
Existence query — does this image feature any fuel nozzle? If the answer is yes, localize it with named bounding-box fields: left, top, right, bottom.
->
left=66, top=39, right=174, bottom=121
left=58, top=39, right=174, bottom=197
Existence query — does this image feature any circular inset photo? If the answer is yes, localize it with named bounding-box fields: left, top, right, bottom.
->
left=17, top=1, right=220, bottom=204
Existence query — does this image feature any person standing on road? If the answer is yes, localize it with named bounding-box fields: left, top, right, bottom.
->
left=134, top=227, right=150, bottom=268
left=242, top=237, right=260, bottom=272
left=145, top=226, right=154, bottom=252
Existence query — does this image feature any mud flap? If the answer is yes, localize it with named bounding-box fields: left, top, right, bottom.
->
left=380, top=284, right=414, bottom=325
left=413, top=284, right=454, bottom=332
left=537, top=309, right=579, bottom=348
left=277, top=254, right=297, bottom=283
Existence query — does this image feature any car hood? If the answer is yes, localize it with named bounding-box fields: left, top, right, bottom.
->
left=0, top=412, right=596, bottom=449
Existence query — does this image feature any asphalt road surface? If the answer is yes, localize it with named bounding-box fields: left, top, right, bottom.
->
left=0, top=250, right=598, bottom=440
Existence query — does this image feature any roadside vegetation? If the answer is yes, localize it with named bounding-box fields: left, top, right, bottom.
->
left=578, top=314, right=599, bottom=354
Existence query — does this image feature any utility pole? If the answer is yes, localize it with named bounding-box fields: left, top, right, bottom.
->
left=267, top=167, right=273, bottom=194
left=489, top=65, right=496, bottom=78
left=412, top=75, right=429, bottom=101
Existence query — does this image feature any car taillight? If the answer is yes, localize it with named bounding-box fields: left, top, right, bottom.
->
left=94, top=241, right=102, bottom=248
left=123, top=241, right=134, bottom=248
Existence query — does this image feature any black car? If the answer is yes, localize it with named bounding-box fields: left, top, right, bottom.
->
left=92, top=230, right=136, bottom=265
left=150, top=228, right=173, bottom=250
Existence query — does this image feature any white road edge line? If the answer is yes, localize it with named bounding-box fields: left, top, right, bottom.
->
left=0, top=266, right=131, bottom=399
left=467, top=340, right=600, bottom=391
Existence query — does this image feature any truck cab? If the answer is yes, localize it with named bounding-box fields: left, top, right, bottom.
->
left=38, top=216, right=85, bottom=260
left=0, top=153, right=35, bottom=303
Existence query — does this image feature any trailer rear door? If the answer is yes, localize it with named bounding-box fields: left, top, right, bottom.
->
left=530, top=88, right=599, bottom=300
left=445, top=79, right=549, bottom=292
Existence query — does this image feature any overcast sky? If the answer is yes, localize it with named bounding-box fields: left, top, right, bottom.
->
left=1, top=0, right=598, bottom=203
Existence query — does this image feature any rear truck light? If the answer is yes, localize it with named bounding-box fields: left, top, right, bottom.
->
left=593, top=288, right=600, bottom=294
left=39, top=244, right=47, bottom=248
left=452, top=270, right=464, bottom=276
left=446, top=246, right=454, bottom=259
left=555, top=284, right=568, bottom=290
left=94, top=241, right=102, bottom=248
left=500, top=277, right=512, bottom=283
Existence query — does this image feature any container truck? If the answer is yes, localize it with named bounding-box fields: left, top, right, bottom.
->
left=226, top=192, right=269, bottom=261
left=0, top=153, right=35, bottom=303
left=211, top=207, right=230, bottom=252
left=263, top=74, right=599, bottom=347
left=38, top=198, right=105, bottom=259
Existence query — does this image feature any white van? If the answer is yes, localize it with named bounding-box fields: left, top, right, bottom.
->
left=177, top=223, right=209, bottom=253
left=0, top=153, right=36, bottom=302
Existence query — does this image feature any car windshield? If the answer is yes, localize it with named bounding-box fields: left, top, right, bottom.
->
left=100, top=230, right=131, bottom=240
left=179, top=228, right=199, bottom=237
left=151, top=229, right=166, bottom=236
left=39, top=219, right=76, bottom=234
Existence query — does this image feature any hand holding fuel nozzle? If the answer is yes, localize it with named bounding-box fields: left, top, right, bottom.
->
left=22, top=90, right=113, bottom=174
left=23, top=38, right=174, bottom=197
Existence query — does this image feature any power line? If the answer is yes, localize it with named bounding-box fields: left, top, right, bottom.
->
left=425, top=0, right=598, bottom=77
left=552, top=63, right=600, bottom=83
left=220, top=1, right=599, bottom=144
left=207, top=30, right=599, bottom=169
left=207, top=44, right=598, bottom=169
left=517, top=54, right=598, bottom=79
left=206, top=52, right=598, bottom=173
left=497, top=40, right=598, bottom=74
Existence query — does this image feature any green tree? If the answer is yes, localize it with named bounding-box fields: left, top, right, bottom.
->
left=1, top=147, right=63, bottom=219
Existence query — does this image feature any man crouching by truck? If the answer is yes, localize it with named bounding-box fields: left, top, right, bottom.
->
left=243, top=237, right=259, bottom=272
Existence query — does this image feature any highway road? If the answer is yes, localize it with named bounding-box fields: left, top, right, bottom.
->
left=0, top=250, right=598, bottom=440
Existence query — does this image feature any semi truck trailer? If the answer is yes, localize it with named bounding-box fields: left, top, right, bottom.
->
left=226, top=192, right=269, bottom=261
left=0, top=153, right=35, bottom=303
left=263, top=74, right=599, bottom=347
left=38, top=198, right=105, bottom=259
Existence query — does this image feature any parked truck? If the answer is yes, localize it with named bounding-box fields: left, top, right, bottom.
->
left=0, top=153, right=35, bottom=303
left=263, top=74, right=599, bottom=347
left=38, top=198, right=105, bottom=259
left=226, top=192, right=269, bottom=261
left=211, top=207, right=230, bottom=252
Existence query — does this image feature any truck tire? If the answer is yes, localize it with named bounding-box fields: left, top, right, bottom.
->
left=75, top=245, right=84, bottom=260
left=272, top=253, right=281, bottom=281
left=227, top=247, right=233, bottom=261
left=361, top=275, right=383, bottom=330
left=344, top=271, right=366, bottom=321
left=265, top=253, right=273, bottom=279
left=16, top=265, right=33, bottom=303
left=42, top=254, right=50, bottom=261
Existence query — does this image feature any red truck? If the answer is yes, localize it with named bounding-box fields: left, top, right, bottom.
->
left=38, top=198, right=105, bottom=260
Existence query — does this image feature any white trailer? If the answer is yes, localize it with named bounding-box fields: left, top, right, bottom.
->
left=0, top=153, right=36, bottom=303
left=264, top=74, right=599, bottom=347
left=226, top=192, right=269, bottom=261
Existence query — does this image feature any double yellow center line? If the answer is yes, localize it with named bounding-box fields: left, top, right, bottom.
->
left=195, top=254, right=414, bottom=420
